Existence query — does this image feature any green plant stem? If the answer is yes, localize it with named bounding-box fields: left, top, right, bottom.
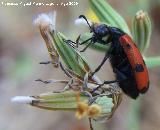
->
left=145, top=56, right=160, bottom=68
left=127, top=99, right=141, bottom=130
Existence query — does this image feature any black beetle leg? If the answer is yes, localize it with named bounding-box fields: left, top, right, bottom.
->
left=91, top=80, right=119, bottom=93
left=75, top=34, right=81, bottom=48
left=91, top=47, right=114, bottom=76
left=91, top=51, right=110, bottom=76
left=64, top=35, right=81, bottom=48
left=79, top=37, right=92, bottom=45
left=64, top=39, right=77, bottom=48
left=80, top=41, right=93, bottom=52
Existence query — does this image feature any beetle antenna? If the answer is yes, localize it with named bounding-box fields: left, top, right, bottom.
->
left=79, top=15, right=92, bottom=31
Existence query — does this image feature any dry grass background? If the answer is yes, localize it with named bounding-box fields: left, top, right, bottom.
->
left=0, top=0, right=160, bottom=130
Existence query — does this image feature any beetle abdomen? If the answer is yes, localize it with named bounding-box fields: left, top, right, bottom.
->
left=119, top=34, right=149, bottom=93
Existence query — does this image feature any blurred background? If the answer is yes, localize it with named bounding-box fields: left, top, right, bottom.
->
left=0, top=0, right=160, bottom=130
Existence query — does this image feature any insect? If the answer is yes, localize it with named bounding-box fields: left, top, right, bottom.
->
left=68, top=15, right=149, bottom=99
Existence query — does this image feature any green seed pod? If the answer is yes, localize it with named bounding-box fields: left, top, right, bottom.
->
left=11, top=91, right=88, bottom=111
left=132, top=10, right=152, bottom=53
left=34, top=12, right=92, bottom=78
left=11, top=86, right=122, bottom=121
left=31, top=91, right=88, bottom=111
left=50, top=31, right=91, bottom=77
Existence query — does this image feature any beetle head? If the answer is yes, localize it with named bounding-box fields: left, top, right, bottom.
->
left=79, top=15, right=110, bottom=39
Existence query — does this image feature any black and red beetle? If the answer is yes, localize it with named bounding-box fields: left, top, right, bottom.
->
left=71, top=15, right=149, bottom=99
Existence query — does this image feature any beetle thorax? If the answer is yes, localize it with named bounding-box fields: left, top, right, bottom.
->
left=94, top=24, right=109, bottom=37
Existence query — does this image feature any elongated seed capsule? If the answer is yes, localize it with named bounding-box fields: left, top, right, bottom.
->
left=132, top=10, right=152, bottom=53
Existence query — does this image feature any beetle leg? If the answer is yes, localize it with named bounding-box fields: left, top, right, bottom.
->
left=79, top=37, right=92, bottom=45
left=64, top=35, right=94, bottom=52
left=64, top=39, right=78, bottom=48
left=80, top=41, right=93, bottom=52
left=63, top=35, right=81, bottom=48
left=91, top=68, right=128, bottom=93
left=91, top=51, right=110, bottom=76
left=75, top=34, right=81, bottom=47
left=91, top=80, right=119, bottom=93
left=91, top=46, right=114, bottom=76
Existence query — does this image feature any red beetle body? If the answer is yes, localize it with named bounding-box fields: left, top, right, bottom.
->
left=119, top=34, right=149, bottom=93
